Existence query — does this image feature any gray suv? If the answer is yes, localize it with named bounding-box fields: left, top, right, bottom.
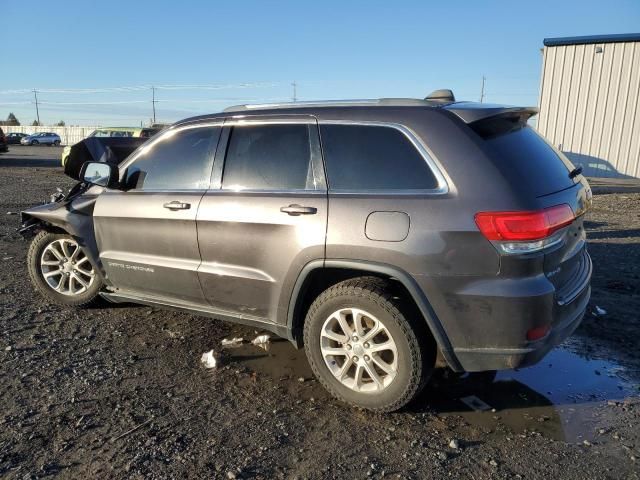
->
left=21, top=93, right=592, bottom=411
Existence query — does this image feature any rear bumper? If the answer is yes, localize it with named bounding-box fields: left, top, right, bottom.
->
left=418, top=248, right=592, bottom=372
left=453, top=283, right=590, bottom=371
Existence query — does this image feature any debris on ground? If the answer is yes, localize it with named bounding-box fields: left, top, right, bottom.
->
left=593, top=305, right=608, bottom=317
left=449, top=439, right=460, bottom=449
left=200, top=350, right=218, bottom=369
left=221, top=337, right=244, bottom=347
left=460, top=395, right=492, bottom=411
left=251, top=334, right=271, bottom=350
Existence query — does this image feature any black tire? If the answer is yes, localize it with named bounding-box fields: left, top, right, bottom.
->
left=30, top=140, right=38, bottom=145
left=53, top=140, right=60, bottom=146
left=303, top=276, right=436, bottom=412
left=27, top=231, right=102, bottom=307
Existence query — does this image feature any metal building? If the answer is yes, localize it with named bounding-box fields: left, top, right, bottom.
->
left=537, top=33, right=640, bottom=179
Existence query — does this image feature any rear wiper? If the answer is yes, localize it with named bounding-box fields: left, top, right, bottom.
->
left=568, top=165, right=583, bottom=179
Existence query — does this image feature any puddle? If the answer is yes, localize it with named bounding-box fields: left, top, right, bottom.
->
left=221, top=327, right=639, bottom=441
left=426, top=349, right=639, bottom=442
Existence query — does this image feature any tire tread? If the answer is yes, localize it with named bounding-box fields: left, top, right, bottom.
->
left=27, top=230, right=101, bottom=307
left=303, top=276, right=433, bottom=412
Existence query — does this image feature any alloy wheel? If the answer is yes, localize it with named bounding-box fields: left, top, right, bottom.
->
left=40, top=238, right=95, bottom=296
left=320, top=307, right=399, bottom=393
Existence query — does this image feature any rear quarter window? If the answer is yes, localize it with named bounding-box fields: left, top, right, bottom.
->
left=478, top=125, right=576, bottom=197
left=319, top=124, right=438, bottom=191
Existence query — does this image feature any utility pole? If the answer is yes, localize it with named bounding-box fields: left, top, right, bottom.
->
left=291, top=81, right=297, bottom=102
left=33, top=89, right=40, bottom=125
left=151, top=86, right=157, bottom=124
left=480, top=76, right=486, bottom=103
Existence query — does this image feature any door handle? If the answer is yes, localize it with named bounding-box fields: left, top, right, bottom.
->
left=163, top=201, right=191, bottom=211
left=280, top=204, right=318, bottom=216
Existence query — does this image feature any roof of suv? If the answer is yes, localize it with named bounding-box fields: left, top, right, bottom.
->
left=174, top=98, right=538, bottom=128
left=223, top=98, right=451, bottom=112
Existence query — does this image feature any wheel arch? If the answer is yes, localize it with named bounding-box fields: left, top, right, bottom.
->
left=286, top=259, right=463, bottom=371
left=20, top=198, right=106, bottom=282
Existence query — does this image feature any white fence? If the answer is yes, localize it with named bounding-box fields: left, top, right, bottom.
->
left=1, top=125, right=101, bottom=146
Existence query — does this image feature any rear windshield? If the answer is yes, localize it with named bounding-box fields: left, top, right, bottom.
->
left=479, top=125, right=576, bottom=197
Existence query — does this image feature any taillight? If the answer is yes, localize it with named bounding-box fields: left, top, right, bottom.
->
left=475, top=204, right=575, bottom=254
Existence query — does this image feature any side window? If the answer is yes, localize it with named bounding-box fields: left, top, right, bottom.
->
left=319, top=124, right=438, bottom=191
left=222, top=124, right=316, bottom=191
left=125, top=126, right=220, bottom=191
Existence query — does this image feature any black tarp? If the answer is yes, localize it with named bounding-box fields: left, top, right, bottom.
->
left=64, top=137, right=148, bottom=180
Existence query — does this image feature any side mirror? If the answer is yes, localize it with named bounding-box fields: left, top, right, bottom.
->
left=79, top=162, right=119, bottom=189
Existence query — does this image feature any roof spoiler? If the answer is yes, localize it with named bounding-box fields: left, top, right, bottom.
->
left=442, top=102, right=538, bottom=124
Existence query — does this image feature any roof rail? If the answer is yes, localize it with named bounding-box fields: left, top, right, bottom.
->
left=223, top=97, right=452, bottom=113
left=224, top=99, right=381, bottom=113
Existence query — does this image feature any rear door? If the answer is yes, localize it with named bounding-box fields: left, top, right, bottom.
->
left=196, top=116, right=327, bottom=323
left=94, top=123, right=222, bottom=304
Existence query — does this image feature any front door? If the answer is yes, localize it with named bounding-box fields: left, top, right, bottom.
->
left=94, top=124, right=222, bottom=304
left=196, top=118, right=328, bottom=323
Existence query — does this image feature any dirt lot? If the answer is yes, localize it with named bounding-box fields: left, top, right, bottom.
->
left=1, top=146, right=639, bottom=479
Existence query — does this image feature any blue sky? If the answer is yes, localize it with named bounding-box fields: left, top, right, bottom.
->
left=1, top=0, right=639, bottom=126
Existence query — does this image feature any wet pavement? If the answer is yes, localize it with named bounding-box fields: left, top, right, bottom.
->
left=223, top=326, right=640, bottom=443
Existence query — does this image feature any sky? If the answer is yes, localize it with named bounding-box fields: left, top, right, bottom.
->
left=1, top=0, right=639, bottom=126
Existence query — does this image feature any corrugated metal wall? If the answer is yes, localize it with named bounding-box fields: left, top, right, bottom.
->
left=537, top=41, right=640, bottom=178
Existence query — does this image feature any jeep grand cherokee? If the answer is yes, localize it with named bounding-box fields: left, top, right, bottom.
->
left=21, top=91, right=592, bottom=411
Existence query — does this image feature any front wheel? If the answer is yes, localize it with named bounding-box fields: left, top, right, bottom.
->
left=27, top=231, right=102, bottom=307
left=30, top=140, right=39, bottom=145
left=303, top=277, right=435, bottom=412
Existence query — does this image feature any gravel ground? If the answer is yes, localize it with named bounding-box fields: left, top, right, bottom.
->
left=1, top=146, right=639, bottom=479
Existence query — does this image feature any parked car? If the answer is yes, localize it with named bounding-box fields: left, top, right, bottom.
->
left=61, top=127, right=163, bottom=165
left=0, top=127, right=8, bottom=152
left=21, top=132, right=61, bottom=146
left=6, top=132, right=29, bottom=144
left=20, top=92, right=592, bottom=411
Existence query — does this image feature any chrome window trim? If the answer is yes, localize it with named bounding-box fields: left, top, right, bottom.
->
left=203, top=189, right=327, bottom=196
left=317, top=120, right=450, bottom=195
left=119, top=121, right=224, bottom=173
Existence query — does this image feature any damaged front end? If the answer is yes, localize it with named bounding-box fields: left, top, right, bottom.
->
left=19, top=136, right=147, bottom=284
left=19, top=182, right=107, bottom=282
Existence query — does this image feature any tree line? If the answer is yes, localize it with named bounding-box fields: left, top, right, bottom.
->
left=0, top=113, right=65, bottom=126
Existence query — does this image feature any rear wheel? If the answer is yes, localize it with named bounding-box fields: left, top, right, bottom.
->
left=303, top=277, right=435, bottom=412
left=53, top=140, right=61, bottom=146
left=27, top=231, right=102, bottom=307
